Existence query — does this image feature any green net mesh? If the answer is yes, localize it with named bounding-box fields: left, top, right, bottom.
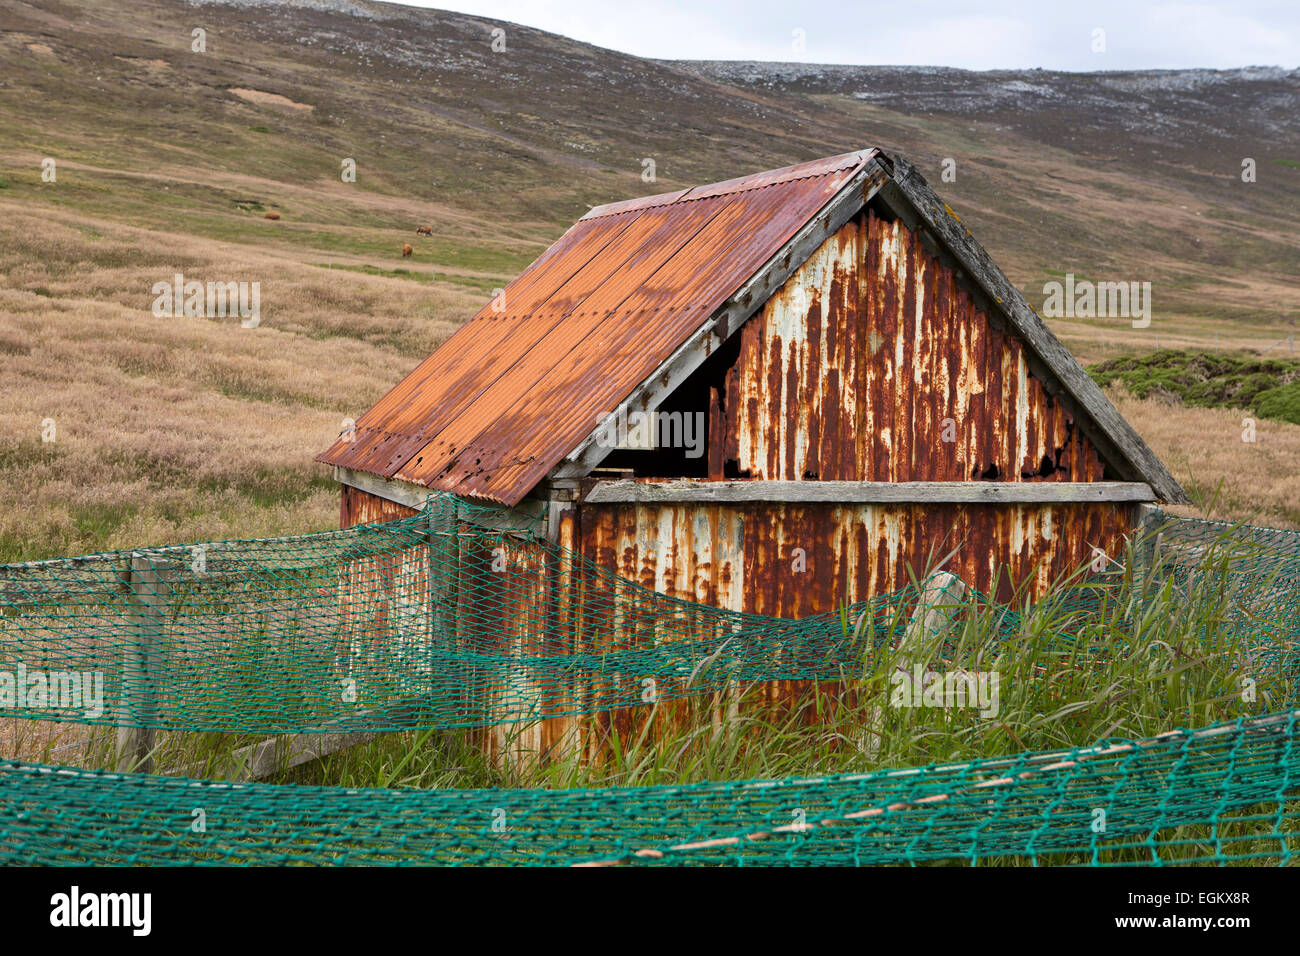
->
left=0, top=495, right=1297, bottom=865
left=3, top=710, right=1297, bottom=866
left=0, top=493, right=922, bottom=734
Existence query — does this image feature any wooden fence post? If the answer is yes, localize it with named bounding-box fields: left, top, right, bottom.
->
left=427, top=499, right=448, bottom=643
left=116, top=552, right=166, bottom=773
left=426, top=498, right=463, bottom=721
left=862, top=570, right=969, bottom=759
left=1134, top=502, right=1163, bottom=587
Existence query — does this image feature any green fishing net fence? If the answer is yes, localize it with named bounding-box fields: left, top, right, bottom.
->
left=3, top=711, right=1296, bottom=866
left=1, top=495, right=1294, bottom=736
left=0, top=495, right=1297, bottom=865
left=0, top=492, right=923, bottom=734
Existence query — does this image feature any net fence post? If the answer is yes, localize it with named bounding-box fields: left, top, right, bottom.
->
left=426, top=495, right=460, bottom=718
left=427, top=496, right=456, bottom=643
left=1134, top=503, right=1163, bottom=585
left=116, top=552, right=165, bottom=773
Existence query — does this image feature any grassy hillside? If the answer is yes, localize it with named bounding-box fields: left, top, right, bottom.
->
left=1, top=0, right=1299, bottom=558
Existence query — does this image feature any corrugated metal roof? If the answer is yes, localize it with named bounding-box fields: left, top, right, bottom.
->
left=317, top=149, right=877, bottom=505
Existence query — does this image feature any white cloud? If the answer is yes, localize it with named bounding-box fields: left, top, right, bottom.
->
left=410, top=0, right=1300, bottom=69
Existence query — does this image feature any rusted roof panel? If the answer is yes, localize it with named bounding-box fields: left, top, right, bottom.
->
left=317, top=149, right=877, bottom=505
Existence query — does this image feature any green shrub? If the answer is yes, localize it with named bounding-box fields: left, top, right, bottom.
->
left=1256, top=382, right=1300, bottom=425
left=1089, top=349, right=1300, bottom=420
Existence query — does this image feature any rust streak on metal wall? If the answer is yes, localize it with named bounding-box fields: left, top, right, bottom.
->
left=340, top=486, right=419, bottom=529
left=567, top=499, right=1134, bottom=743
left=580, top=501, right=1132, bottom=614
left=337, top=488, right=432, bottom=716
left=719, top=209, right=1106, bottom=483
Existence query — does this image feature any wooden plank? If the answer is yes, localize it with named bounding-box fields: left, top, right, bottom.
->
left=584, top=479, right=1156, bottom=505
left=1135, top=502, right=1162, bottom=531
left=884, top=159, right=1189, bottom=504
left=334, top=466, right=435, bottom=510
left=335, top=465, right=546, bottom=533
left=551, top=153, right=893, bottom=480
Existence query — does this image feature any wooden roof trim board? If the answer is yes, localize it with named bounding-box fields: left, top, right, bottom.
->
left=584, top=479, right=1157, bottom=505
left=334, top=466, right=546, bottom=528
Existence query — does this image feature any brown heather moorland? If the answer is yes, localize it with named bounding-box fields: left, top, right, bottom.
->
left=1, top=0, right=1298, bottom=559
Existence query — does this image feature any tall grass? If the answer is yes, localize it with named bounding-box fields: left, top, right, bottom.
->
left=4, top=518, right=1296, bottom=865
left=262, top=524, right=1295, bottom=794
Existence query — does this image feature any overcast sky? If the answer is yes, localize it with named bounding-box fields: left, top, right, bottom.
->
left=407, top=1, right=1300, bottom=70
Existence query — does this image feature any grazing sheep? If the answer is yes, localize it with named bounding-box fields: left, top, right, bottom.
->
left=402, top=243, right=413, bottom=258
left=416, top=225, right=433, bottom=235
left=263, top=211, right=280, bottom=220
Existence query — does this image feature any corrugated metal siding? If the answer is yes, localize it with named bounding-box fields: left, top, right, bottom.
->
left=579, top=501, right=1133, bottom=611
left=337, top=489, right=430, bottom=703
left=473, top=503, right=602, bottom=767
left=468, top=533, right=560, bottom=766
left=340, top=485, right=419, bottom=529
left=334, top=494, right=1135, bottom=763
left=556, top=499, right=1135, bottom=752
left=339, top=489, right=580, bottom=765
left=720, top=209, right=1105, bottom=483
left=316, top=150, right=876, bottom=505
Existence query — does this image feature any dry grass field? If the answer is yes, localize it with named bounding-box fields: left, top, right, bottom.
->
left=0, top=202, right=481, bottom=558
left=1108, top=387, right=1300, bottom=528
left=1, top=0, right=1298, bottom=560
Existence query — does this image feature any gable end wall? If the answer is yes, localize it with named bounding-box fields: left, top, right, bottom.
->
left=716, top=208, right=1108, bottom=484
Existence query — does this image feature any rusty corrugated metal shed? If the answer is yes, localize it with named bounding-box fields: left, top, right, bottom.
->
left=316, top=150, right=878, bottom=505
